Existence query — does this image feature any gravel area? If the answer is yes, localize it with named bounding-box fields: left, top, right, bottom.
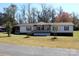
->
left=0, top=43, right=79, bottom=56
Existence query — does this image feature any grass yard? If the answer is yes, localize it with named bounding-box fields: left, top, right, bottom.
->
left=0, top=31, right=79, bottom=49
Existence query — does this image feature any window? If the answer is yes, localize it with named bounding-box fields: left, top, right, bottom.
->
left=26, top=26, right=31, bottom=31
left=47, top=25, right=51, bottom=30
left=64, top=26, right=69, bottom=31
left=41, top=25, right=44, bottom=30
left=37, top=27, right=40, bottom=30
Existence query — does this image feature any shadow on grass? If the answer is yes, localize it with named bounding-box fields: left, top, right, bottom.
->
left=0, top=36, right=9, bottom=38
left=24, top=35, right=31, bottom=38
left=50, top=36, right=58, bottom=41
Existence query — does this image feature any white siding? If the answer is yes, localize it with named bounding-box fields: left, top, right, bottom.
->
left=20, top=26, right=26, bottom=33
left=51, top=25, right=73, bottom=33
left=26, top=25, right=32, bottom=33
left=60, top=25, right=73, bottom=33
left=19, top=24, right=73, bottom=33
left=20, top=26, right=32, bottom=33
left=69, top=26, right=73, bottom=32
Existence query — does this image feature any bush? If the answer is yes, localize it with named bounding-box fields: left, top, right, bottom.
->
left=51, top=36, right=57, bottom=41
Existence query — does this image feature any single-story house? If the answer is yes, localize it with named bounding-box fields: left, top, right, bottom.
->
left=13, top=22, right=74, bottom=36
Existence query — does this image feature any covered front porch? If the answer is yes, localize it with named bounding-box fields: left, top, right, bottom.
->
left=32, top=24, right=52, bottom=36
left=32, top=25, right=51, bottom=33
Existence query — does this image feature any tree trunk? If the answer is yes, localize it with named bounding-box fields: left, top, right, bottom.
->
left=6, top=22, right=12, bottom=37
left=8, top=30, right=11, bottom=37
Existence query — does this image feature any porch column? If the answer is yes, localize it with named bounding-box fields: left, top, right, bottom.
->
left=51, top=25, right=53, bottom=32
left=31, top=25, right=34, bottom=31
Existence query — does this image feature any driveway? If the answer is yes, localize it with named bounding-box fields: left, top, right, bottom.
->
left=0, top=43, right=79, bottom=56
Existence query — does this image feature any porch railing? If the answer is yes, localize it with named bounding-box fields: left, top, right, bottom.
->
left=32, top=30, right=51, bottom=33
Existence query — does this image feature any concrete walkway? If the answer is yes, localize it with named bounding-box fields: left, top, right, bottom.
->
left=0, top=43, right=79, bottom=56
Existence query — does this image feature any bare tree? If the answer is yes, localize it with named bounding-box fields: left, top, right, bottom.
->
left=58, top=6, right=63, bottom=15
left=21, top=5, right=27, bottom=23
left=31, top=8, right=37, bottom=23
left=27, top=3, right=32, bottom=23
left=51, top=9, right=56, bottom=22
left=72, top=13, right=79, bottom=30
left=37, top=4, right=52, bottom=23
left=17, top=13, right=24, bottom=24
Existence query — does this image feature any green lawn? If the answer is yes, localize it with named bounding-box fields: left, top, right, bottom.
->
left=0, top=31, right=79, bottom=49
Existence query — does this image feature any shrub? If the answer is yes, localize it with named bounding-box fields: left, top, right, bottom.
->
left=51, top=36, right=57, bottom=41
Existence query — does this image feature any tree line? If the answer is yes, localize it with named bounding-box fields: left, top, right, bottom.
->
left=0, top=4, right=76, bottom=24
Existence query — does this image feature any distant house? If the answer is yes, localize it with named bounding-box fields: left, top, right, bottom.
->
left=14, top=22, right=74, bottom=36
